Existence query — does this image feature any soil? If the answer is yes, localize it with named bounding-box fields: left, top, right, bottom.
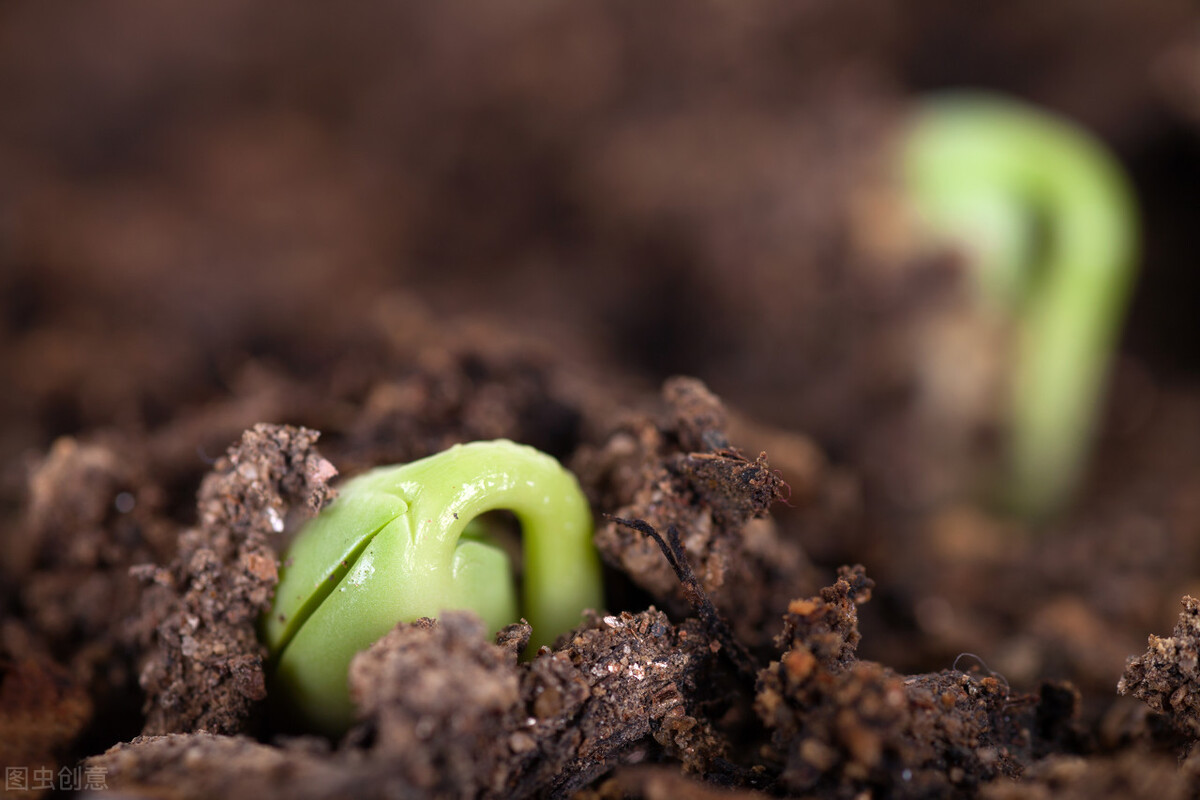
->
left=4, top=2, right=1200, bottom=799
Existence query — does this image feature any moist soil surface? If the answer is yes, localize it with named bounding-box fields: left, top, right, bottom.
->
left=4, top=3, right=1200, bottom=799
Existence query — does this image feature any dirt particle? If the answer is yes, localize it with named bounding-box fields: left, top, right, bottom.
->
left=137, top=425, right=337, bottom=735
left=242, top=552, right=277, bottom=582
left=1120, top=595, right=1200, bottom=741
left=788, top=598, right=819, bottom=616
left=534, top=686, right=563, bottom=719
left=783, top=648, right=816, bottom=683
left=509, top=732, right=536, bottom=753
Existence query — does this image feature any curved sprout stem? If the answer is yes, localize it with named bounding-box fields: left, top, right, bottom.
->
left=265, top=440, right=602, bottom=733
left=903, top=92, right=1139, bottom=518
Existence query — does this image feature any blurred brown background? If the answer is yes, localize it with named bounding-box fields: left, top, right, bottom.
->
left=3, top=0, right=1197, bottom=475
left=3, top=1, right=1200, bottom=747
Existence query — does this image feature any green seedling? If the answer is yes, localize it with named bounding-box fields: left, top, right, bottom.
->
left=264, top=439, right=603, bottom=733
left=902, top=92, right=1139, bottom=518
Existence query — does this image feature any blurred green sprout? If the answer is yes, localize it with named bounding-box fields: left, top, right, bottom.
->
left=902, top=92, right=1139, bottom=518
left=264, top=439, right=603, bottom=733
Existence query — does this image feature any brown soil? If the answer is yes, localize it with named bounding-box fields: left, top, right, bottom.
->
left=4, top=2, right=1200, bottom=798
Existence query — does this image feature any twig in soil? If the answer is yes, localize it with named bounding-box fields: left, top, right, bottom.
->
left=608, top=515, right=760, bottom=684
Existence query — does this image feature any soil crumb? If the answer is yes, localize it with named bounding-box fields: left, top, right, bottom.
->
left=581, top=764, right=768, bottom=800
left=89, top=608, right=723, bottom=799
left=0, top=650, right=92, bottom=791
left=756, top=566, right=1030, bottom=797
left=979, top=751, right=1191, bottom=800
left=6, top=435, right=173, bottom=692
left=354, top=607, right=726, bottom=799
left=577, top=377, right=816, bottom=646
left=84, top=733, right=352, bottom=799
left=1119, top=595, right=1200, bottom=741
left=135, top=424, right=337, bottom=735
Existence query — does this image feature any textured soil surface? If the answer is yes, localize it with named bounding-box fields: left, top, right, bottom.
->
left=4, top=2, right=1200, bottom=798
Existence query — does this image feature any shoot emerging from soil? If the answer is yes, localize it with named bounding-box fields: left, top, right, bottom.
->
left=264, top=439, right=603, bottom=733
left=902, top=92, right=1138, bottom=518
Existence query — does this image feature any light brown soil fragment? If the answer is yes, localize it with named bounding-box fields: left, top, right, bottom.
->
left=135, top=424, right=337, bottom=736
left=1119, top=595, right=1200, bottom=741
